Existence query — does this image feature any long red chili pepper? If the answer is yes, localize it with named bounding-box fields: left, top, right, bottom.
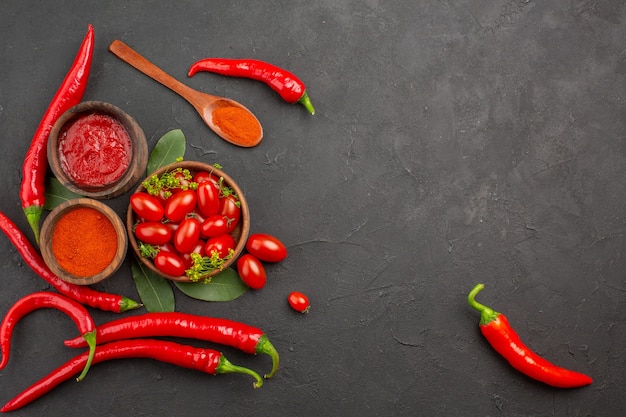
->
left=20, top=24, right=94, bottom=244
left=64, top=312, right=280, bottom=378
left=0, top=292, right=96, bottom=382
left=188, top=58, right=316, bottom=115
left=1, top=338, right=262, bottom=412
left=468, top=283, right=593, bottom=388
left=0, top=210, right=140, bottom=313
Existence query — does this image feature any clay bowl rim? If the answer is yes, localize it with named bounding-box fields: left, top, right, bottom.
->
left=39, top=198, right=128, bottom=286
left=127, top=161, right=250, bottom=283
left=47, top=100, right=148, bottom=200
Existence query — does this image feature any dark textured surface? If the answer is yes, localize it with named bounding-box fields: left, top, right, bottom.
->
left=1, top=1, right=624, bottom=416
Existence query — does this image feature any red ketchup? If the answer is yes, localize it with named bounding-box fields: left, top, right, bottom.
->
left=58, top=112, right=132, bottom=188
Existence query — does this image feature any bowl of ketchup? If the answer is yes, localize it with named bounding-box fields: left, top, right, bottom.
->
left=48, top=101, right=148, bottom=199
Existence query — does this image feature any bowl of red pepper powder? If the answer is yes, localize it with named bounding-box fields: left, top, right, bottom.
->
left=39, top=198, right=128, bottom=285
left=47, top=101, right=148, bottom=199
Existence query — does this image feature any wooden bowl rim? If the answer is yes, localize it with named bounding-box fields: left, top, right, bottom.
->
left=126, top=161, right=250, bottom=283
left=47, top=100, right=148, bottom=200
left=40, top=198, right=128, bottom=286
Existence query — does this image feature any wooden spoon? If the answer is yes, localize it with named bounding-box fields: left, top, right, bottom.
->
left=109, top=40, right=263, bottom=147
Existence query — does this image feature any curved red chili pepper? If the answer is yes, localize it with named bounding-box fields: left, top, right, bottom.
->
left=188, top=58, right=316, bottom=115
left=0, top=210, right=141, bottom=313
left=20, top=24, right=94, bottom=244
left=64, top=312, right=280, bottom=378
left=0, top=292, right=96, bottom=382
left=1, top=339, right=262, bottom=412
left=468, top=283, right=593, bottom=388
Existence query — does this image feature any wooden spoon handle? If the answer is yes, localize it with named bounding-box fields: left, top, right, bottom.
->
left=109, top=40, right=202, bottom=103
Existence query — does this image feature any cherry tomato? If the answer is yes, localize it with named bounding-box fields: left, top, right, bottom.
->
left=154, top=250, right=186, bottom=276
left=130, top=192, right=165, bottom=222
left=193, top=170, right=220, bottom=185
left=196, top=181, right=220, bottom=217
left=180, top=240, right=205, bottom=268
left=288, top=291, right=310, bottom=313
left=204, top=234, right=235, bottom=258
left=174, top=218, right=202, bottom=254
left=218, top=194, right=241, bottom=232
left=169, top=170, right=193, bottom=194
left=134, top=222, right=172, bottom=245
left=246, top=233, right=287, bottom=262
left=200, top=214, right=231, bottom=238
left=236, top=254, right=267, bottom=290
left=165, top=190, right=197, bottom=222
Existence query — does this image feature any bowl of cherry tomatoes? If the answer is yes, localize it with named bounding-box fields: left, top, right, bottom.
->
left=126, top=161, right=249, bottom=283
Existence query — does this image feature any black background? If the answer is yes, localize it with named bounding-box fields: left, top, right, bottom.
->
left=1, top=1, right=624, bottom=416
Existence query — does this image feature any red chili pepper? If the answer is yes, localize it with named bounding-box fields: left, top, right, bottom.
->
left=0, top=292, right=96, bottom=382
left=468, top=283, right=593, bottom=388
left=20, top=24, right=94, bottom=244
left=63, top=312, right=280, bottom=378
left=188, top=58, right=316, bottom=115
left=1, top=339, right=262, bottom=412
left=0, top=210, right=140, bottom=313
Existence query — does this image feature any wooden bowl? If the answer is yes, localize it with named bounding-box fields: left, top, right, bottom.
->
left=47, top=101, right=148, bottom=199
left=40, top=198, right=128, bottom=285
left=127, top=161, right=250, bottom=282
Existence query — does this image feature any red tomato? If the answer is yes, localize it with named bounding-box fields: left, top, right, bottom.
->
left=288, top=291, right=310, bottom=313
left=193, top=170, right=220, bottom=185
left=196, top=181, right=220, bottom=217
left=130, top=192, right=164, bottom=222
left=165, top=190, right=197, bottom=222
left=134, top=222, right=172, bottom=245
left=246, top=233, right=287, bottom=262
left=154, top=251, right=186, bottom=276
left=204, top=234, right=236, bottom=258
left=218, top=194, right=241, bottom=232
left=174, top=218, right=202, bottom=254
left=180, top=240, right=205, bottom=268
left=169, top=170, right=193, bottom=194
left=200, top=215, right=231, bottom=238
left=236, top=254, right=267, bottom=289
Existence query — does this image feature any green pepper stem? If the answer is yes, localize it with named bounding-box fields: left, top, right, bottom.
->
left=467, top=283, right=500, bottom=326
left=255, top=334, right=280, bottom=379
left=76, top=330, right=97, bottom=382
left=119, top=296, right=143, bottom=312
left=24, top=205, right=43, bottom=245
left=298, top=91, right=315, bottom=115
left=217, top=355, right=263, bottom=389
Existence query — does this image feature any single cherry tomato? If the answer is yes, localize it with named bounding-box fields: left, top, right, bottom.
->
left=218, top=194, right=241, bottom=232
left=204, top=234, right=236, bottom=258
left=174, top=218, right=202, bottom=254
left=169, top=170, right=193, bottom=194
left=180, top=240, right=206, bottom=268
left=130, top=192, right=165, bottom=222
left=193, top=170, right=220, bottom=185
left=236, top=254, right=267, bottom=290
left=196, top=181, right=220, bottom=217
left=288, top=291, right=310, bottom=313
left=246, top=233, right=287, bottom=262
left=200, top=214, right=231, bottom=238
left=154, top=250, right=186, bottom=276
left=165, top=190, right=197, bottom=222
left=134, top=222, right=172, bottom=245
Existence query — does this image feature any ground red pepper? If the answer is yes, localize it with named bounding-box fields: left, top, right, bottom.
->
left=0, top=210, right=139, bottom=313
left=468, top=283, right=593, bottom=388
left=211, top=106, right=262, bottom=147
left=51, top=207, right=117, bottom=277
left=58, top=112, right=132, bottom=188
left=20, top=25, right=94, bottom=244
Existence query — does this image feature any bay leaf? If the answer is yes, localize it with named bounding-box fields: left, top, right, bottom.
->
left=147, top=129, right=186, bottom=174
left=131, top=260, right=175, bottom=312
left=44, top=177, right=83, bottom=210
left=174, top=268, right=248, bottom=302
